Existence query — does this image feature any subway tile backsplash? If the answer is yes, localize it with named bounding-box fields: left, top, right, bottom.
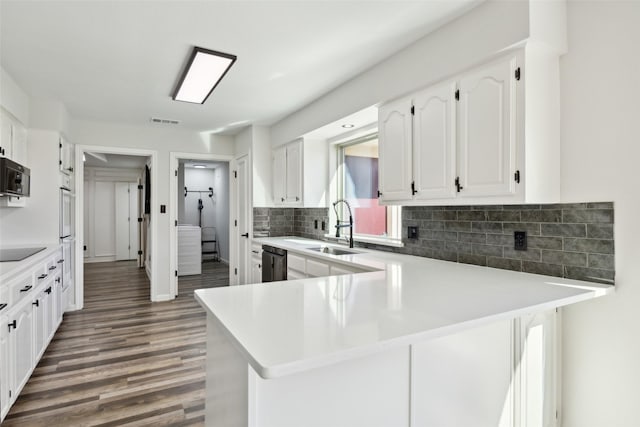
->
left=253, top=207, right=328, bottom=240
left=253, top=202, right=615, bottom=284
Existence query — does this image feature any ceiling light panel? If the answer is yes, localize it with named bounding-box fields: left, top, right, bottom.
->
left=173, top=47, right=237, bottom=104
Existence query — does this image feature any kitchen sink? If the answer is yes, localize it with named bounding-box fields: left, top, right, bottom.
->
left=307, top=246, right=360, bottom=256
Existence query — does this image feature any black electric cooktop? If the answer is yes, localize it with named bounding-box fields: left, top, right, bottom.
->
left=0, top=247, right=46, bottom=262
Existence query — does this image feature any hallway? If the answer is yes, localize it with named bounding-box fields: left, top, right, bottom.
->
left=4, top=261, right=229, bottom=426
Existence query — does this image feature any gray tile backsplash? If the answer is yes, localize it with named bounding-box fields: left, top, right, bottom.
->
left=254, top=202, right=615, bottom=284
left=253, top=207, right=328, bottom=240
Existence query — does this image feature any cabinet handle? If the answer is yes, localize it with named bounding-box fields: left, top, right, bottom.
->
left=411, top=181, right=417, bottom=196
left=49, top=265, right=57, bottom=271
left=20, top=285, right=32, bottom=292
left=281, top=197, right=285, bottom=202
left=56, top=277, right=62, bottom=284
left=455, top=177, right=463, bottom=192
left=241, top=233, right=249, bottom=238
left=38, top=273, right=48, bottom=280
left=45, top=287, right=52, bottom=294
left=252, top=250, right=260, bottom=254
left=33, top=300, right=39, bottom=307
left=8, top=320, right=16, bottom=331
left=67, top=167, right=74, bottom=172
left=296, top=196, right=299, bottom=201
left=0, top=303, right=7, bottom=311
left=377, top=190, right=382, bottom=198
left=57, top=259, right=64, bottom=264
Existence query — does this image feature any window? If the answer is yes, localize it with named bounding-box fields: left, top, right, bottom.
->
left=333, top=133, right=401, bottom=245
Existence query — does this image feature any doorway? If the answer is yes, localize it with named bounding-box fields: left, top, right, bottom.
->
left=169, top=152, right=234, bottom=297
left=75, top=146, right=159, bottom=310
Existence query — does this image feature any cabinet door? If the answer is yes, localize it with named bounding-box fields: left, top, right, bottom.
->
left=458, top=57, right=518, bottom=198
left=0, top=314, right=10, bottom=421
left=33, top=291, right=47, bottom=362
left=0, top=111, right=12, bottom=159
left=412, top=319, right=515, bottom=427
left=305, top=258, right=330, bottom=278
left=10, top=299, right=34, bottom=399
left=11, top=122, right=27, bottom=165
left=59, top=137, right=74, bottom=175
left=413, top=83, right=457, bottom=200
left=285, top=140, right=303, bottom=205
left=378, top=97, right=413, bottom=202
left=251, top=261, right=262, bottom=284
left=272, top=146, right=286, bottom=205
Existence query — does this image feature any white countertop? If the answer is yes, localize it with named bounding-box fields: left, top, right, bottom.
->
left=195, top=236, right=613, bottom=379
left=0, top=244, right=60, bottom=283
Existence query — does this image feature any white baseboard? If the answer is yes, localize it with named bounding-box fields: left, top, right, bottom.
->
left=84, top=256, right=117, bottom=263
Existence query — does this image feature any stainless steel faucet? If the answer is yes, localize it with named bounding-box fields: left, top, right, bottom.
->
left=333, top=199, right=354, bottom=248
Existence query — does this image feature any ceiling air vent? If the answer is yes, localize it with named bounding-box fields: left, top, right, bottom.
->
left=150, top=117, right=180, bottom=125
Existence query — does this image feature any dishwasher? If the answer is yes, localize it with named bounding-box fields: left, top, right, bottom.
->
left=262, top=245, right=287, bottom=282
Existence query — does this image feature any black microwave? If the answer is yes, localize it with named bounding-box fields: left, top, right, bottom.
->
left=0, top=157, right=30, bottom=197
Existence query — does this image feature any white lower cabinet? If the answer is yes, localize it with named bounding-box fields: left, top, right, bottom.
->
left=0, top=313, right=9, bottom=420
left=412, top=310, right=557, bottom=426
left=286, top=251, right=371, bottom=280
left=0, top=247, right=65, bottom=423
left=10, top=297, right=34, bottom=403
left=251, top=242, right=263, bottom=284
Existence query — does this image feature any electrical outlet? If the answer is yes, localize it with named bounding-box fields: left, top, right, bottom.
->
left=160, top=204, right=166, bottom=213
left=321, top=221, right=326, bottom=231
left=314, top=219, right=318, bottom=229
left=408, top=226, right=419, bottom=239
left=514, top=231, right=527, bottom=250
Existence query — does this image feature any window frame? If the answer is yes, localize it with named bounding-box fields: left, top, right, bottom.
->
left=327, top=131, right=403, bottom=247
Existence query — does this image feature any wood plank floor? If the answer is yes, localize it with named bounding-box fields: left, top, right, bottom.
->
left=4, top=260, right=229, bottom=426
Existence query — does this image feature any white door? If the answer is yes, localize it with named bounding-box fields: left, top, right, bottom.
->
left=378, top=97, right=413, bottom=202
left=115, top=182, right=139, bottom=261
left=94, top=181, right=115, bottom=258
left=272, top=146, right=286, bottom=205
left=236, top=155, right=250, bottom=285
left=458, top=57, right=518, bottom=198
left=83, top=180, right=91, bottom=258
left=413, top=82, right=457, bottom=200
left=115, top=182, right=131, bottom=261
left=129, top=182, right=139, bottom=261
left=285, top=140, right=302, bottom=205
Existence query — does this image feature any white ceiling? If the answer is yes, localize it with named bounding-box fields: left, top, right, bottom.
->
left=0, top=1, right=481, bottom=135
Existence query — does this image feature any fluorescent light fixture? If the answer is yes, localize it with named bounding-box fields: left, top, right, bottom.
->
left=193, top=165, right=206, bottom=169
left=173, top=47, right=237, bottom=104
left=342, top=124, right=355, bottom=129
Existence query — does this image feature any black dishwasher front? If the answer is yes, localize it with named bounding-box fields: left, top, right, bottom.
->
left=262, top=245, right=287, bottom=282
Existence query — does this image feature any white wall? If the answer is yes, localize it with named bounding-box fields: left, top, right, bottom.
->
left=559, top=2, right=640, bottom=426
left=72, top=119, right=234, bottom=300
left=270, top=0, right=530, bottom=145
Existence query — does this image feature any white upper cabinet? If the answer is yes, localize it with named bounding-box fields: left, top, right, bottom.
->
left=273, top=139, right=303, bottom=206
left=0, top=109, right=27, bottom=165
left=273, top=145, right=286, bottom=205
left=413, top=82, right=457, bottom=200
left=59, top=136, right=74, bottom=176
left=458, top=57, right=516, bottom=198
left=285, top=141, right=302, bottom=204
left=378, top=97, right=413, bottom=201
left=375, top=51, right=558, bottom=206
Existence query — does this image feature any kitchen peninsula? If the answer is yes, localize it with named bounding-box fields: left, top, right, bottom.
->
left=195, top=237, right=612, bottom=427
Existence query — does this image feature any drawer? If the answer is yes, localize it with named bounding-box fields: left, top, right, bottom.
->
left=287, top=253, right=306, bottom=273
left=9, top=271, right=35, bottom=305
left=306, top=259, right=330, bottom=278
left=287, top=269, right=307, bottom=280
left=0, top=286, right=8, bottom=313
